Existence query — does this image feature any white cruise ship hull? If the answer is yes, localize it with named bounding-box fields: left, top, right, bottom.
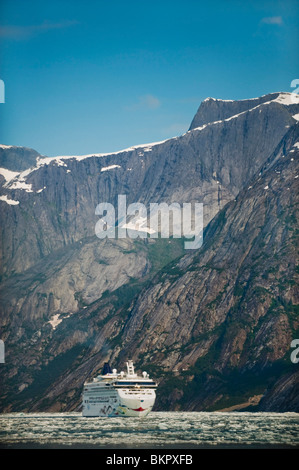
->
left=82, top=387, right=156, bottom=417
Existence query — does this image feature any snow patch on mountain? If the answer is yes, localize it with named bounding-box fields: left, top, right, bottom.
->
left=273, top=92, right=299, bottom=105
left=0, top=194, right=20, bottom=205
left=0, top=168, right=20, bottom=183
left=0, top=144, right=13, bottom=149
left=101, top=164, right=121, bottom=172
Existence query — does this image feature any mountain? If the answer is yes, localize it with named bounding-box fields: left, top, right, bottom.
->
left=117, top=127, right=299, bottom=412
left=189, top=92, right=299, bottom=130
left=0, top=92, right=298, bottom=412
left=0, top=145, right=44, bottom=172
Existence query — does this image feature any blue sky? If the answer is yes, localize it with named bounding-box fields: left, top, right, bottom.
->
left=0, top=0, right=298, bottom=156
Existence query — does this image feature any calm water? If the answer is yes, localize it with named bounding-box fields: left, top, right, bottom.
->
left=0, top=412, right=298, bottom=449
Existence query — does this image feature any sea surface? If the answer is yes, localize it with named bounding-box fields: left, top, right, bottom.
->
left=0, top=412, right=298, bottom=449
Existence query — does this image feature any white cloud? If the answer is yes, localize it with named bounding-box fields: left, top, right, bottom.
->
left=126, top=94, right=161, bottom=111
left=163, top=123, right=188, bottom=136
left=141, top=94, right=161, bottom=110
left=0, top=20, right=79, bottom=39
left=261, top=16, right=283, bottom=25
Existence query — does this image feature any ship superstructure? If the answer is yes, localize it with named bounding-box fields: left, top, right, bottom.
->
left=82, top=360, right=157, bottom=417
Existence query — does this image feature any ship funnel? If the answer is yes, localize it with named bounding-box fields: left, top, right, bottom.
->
left=102, top=362, right=112, bottom=375
left=126, top=360, right=136, bottom=377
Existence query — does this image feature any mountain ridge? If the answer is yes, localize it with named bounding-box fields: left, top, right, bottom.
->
left=0, top=92, right=298, bottom=412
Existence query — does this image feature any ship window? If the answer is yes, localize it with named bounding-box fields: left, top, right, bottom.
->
left=114, top=381, right=156, bottom=386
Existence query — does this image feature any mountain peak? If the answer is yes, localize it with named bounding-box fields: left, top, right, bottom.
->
left=189, top=92, right=299, bottom=130
left=0, top=145, right=42, bottom=172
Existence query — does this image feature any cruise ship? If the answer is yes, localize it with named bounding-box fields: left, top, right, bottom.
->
left=82, top=360, right=157, bottom=417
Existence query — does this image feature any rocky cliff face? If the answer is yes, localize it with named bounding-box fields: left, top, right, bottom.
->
left=0, top=92, right=298, bottom=412
left=257, top=370, right=299, bottom=412
left=189, top=92, right=299, bottom=130
left=116, top=129, right=299, bottom=411
left=0, top=145, right=43, bottom=171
